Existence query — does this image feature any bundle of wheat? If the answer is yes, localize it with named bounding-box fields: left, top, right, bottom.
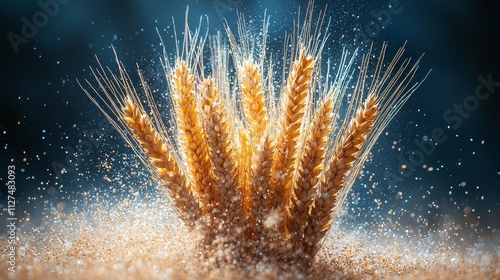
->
left=80, top=2, right=425, bottom=269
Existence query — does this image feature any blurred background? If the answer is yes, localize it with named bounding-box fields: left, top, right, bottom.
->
left=1, top=0, right=499, bottom=241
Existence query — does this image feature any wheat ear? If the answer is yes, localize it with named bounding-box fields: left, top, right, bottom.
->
left=240, top=59, right=268, bottom=144
left=122, top=97, right=201, bottom=224
left=288, top=94, right=333, bottom=240
left=200, top=78, right=244, bottom=225
left=249, top=135, right=274, bottom=233
left=171, top=60, right=215, bottom=211
left=270, top=47, right=315, bottom=232
left=304, top=93, right=378, bottom=256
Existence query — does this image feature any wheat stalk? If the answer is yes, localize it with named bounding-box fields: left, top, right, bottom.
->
left=122, top=97, right=201, bottom=224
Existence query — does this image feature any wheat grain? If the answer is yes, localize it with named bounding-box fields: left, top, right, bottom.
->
left=236, top=121, right=252, bottom=214
left=240, top=59, right=268, bottom=144
left=249, top=135, right=274, bottom=235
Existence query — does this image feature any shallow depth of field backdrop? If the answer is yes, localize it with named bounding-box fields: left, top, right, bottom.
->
left=1, top=0, right=499, bottom=276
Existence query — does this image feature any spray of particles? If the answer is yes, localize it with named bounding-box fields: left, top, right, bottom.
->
left=2, top=2, right=498, bottom=280
left=4, top=195, right=498, bottom=279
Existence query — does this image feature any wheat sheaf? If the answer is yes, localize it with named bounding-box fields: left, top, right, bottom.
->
left=80, top=3, right=424, bottom=269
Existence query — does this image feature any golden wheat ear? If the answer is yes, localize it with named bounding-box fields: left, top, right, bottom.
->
left=170, top=60, right=216, bottom=213
left=269, top=47, right=315, bottom=233
left=301, top=43, right=426, bottom=261
left=247, top=132, right=276, bottom=242
left=288, top=92, right=334, bottom=241
left=304, top=93, right=378, bottom=256
left=79, top=50, right=202, bottom=226
left=199, top=77, right=245, bottom=225
left=240, top=59, right=268, bottom=144
left=122, top=97, right=202, bottom=224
